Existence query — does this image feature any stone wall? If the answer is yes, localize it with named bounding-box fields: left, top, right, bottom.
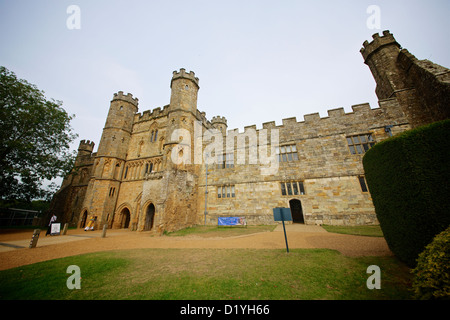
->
left=396, top=49, right=450, bottom=127
left=197, top=101, right=411, bottom=226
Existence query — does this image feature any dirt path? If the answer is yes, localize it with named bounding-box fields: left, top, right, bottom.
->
left=0, top=225, right=392, bottom=271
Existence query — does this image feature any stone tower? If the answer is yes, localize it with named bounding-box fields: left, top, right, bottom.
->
left=97, top=91, right=139, bottom=158
left=361, top=30, right=450, bottom=127
left=74, top=140, right=95, bottom=166
left=211, top=116, right=228, bottom=135
left=153, top=68, right=201, bottom=231
left=170, top=68, right=199, bottom=113
left=81, top=92, right=139, bottom=228
left=360, top=30, right=409, bottom=100
left=76, top=139, right=95, bottom=157
left=165, top=69, right=200, bottom=167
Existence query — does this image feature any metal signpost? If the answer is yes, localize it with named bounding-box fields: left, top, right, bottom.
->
left=273, top=207, right=292, bottom=253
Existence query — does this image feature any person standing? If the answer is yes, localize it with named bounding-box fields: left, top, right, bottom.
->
left=84, top=216, right=96, bottom=231
left=46, top=214, right=57, bottom=236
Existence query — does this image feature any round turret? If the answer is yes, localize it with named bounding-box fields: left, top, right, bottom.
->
left=360, top=30, right=410, bottom=100
left=75, top=139, right=95, bottom=166
left=211, top=116, right=228, bottom=134
left=97, top=91, right=139, bottom=158
left=77, top=140, right=95, bottom=155
left=169, top=68, right=199, bottom=113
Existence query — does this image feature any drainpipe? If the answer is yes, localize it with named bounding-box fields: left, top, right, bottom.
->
left=204, top=153, right=208, bottom=226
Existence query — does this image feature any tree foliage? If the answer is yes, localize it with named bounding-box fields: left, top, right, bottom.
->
left=0, top=66, right=77, bottom=201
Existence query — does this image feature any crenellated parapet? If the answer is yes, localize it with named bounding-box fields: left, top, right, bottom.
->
left=75, top=139, right=96, bottom=166
left=170, top=68, right=200, bottom=89
left=135, top=105, right=170, bottom=122
left=211, top=116, right=227, bottom=125
left=112, top=91, right=139, bottom=107
left=225, top=102, right=408, bottom=141
left=360, top=30, right=400, bottom=62
left=78, top=139, right=95, bottom=153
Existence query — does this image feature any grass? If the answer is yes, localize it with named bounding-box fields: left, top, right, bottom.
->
left=0, top=224, right=413, bottom=300
left=0, top=248, right=412, bottom=300
left=165, top=225, right=276, bottom=238
left=166, top=224, right=384, bottom=238
left=322, top=225, right=384, bottom=237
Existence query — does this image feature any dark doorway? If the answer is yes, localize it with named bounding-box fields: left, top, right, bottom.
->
left=121, top=208, right=131, bottom=229
left=145, top=204, right=155, bottom=231
left=289, top=199, right=304, bottom=224
left=80, top=210, right=88, bottom=228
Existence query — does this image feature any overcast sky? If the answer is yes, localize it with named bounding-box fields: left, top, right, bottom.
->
left=1, top=0, right=449, bottom=154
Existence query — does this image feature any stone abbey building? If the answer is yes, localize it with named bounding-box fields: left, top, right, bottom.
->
left=50, top=31, right=449, bottom=232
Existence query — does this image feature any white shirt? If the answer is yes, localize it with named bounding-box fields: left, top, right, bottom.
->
left=49, top=215, right=57, bottom=226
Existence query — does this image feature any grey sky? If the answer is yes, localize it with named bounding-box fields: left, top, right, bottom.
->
left=1, top=0, right=449, bottom=155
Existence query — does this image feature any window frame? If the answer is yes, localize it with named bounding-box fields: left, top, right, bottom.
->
left=150, top=129, right=158, bottom=142
left=217, top=153, right=234, bottom=169
left=346, top=133, right=376, bottom=155
left=276, top=144, right=299, bottom=162
left=358, top=176, right=369, bottom=193
left=217, top=185, right=236, bottom=198
left=280, top=181, right=305, bottom=196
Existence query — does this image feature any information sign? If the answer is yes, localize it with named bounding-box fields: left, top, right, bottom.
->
left=273, top=208, right=291, bottom=253
left=51, top=223, right=61, bottom=235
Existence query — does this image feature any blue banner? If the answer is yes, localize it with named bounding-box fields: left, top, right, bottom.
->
left=218, top=217, right=246, bottom=226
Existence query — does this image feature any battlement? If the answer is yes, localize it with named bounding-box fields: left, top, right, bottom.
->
left=211, top=116, right=227, bottom=125
left=360, top=30, right=400, bottom=62
left=171, top=68, right=200, bottom=89
left=135, top=105, right=170, bottom=122
left=112, top=91, right=139, bottom=107
left=134, top=105, right=212, bottom=126
left=224, top=101, right=407, bottom=140
left=78, top=139, right=95, bottom=152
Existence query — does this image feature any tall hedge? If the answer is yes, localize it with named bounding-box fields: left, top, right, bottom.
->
left=362, top=119, right=450, bottom=267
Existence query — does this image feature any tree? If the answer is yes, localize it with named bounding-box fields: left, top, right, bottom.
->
left=0, top=66, right=78, bottom=202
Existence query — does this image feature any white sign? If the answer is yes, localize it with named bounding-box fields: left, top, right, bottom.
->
left=51, top=223, right=61, bottom=235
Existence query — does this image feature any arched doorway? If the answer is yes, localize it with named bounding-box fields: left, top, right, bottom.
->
left=120, top=208, right=131, bottom=229
left=144, top=203, right=155, bottom=231
left=80, top=210, right=88, bottom=228
left=289, top=199, right=304, bottom=224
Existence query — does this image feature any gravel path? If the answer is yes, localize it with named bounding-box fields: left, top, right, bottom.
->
left=0, top=224, right=392, bottom=271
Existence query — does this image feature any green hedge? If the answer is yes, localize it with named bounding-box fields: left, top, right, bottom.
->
left=362, top=119, right=450, bottom=267
left=412, top=226, right=450, bottom=299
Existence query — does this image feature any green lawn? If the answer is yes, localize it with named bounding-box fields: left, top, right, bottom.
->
left=0, top=248, right=412, bottom=300
left=322, top=225, right=384, bottom=237
left=165, top=225, right=276, bottom=237
left=166, top=224, right=384, bottom=238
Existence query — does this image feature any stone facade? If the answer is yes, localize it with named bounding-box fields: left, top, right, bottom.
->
left=49, top=31, right=449, bottom=232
